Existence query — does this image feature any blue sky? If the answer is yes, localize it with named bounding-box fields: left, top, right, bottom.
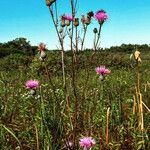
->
left=0, top=0, right=150, bottom=49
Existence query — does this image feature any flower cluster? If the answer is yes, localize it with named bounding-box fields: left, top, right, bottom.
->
left=60, top=9, right=108, bottom=28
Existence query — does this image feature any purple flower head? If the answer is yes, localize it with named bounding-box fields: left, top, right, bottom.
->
left=95, top=10, right=108, bottom=24
left=62, top=14, right=73, bottom=21
left=96, top=66, right=111, bottom=75
left=79, top=137, right=95, bottom=149
left=26, top=80, right=39, bottom=90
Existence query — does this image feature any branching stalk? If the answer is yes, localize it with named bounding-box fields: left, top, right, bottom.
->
left=48, top=6, right=66, bottom=87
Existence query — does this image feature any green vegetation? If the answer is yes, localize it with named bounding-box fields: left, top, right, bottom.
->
left=0, top=39, right=150, bottom=149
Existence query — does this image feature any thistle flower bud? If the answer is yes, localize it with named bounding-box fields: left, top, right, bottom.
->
left=85, top=17, right=91, bottom=25
left=99, top=74, right=105, bottom=81
left=46, top=0, right=56, bottom=6
left=93, top=28, right=98, bottom=33
left=73, top=18, right=79, bottom=27
left=30, top=89, right=36, bottom=95
left=59, top=28, right=63, bottom=33
left=65, top=20, right=70, bottom=26
left=60, top=20, right=65, bottom=27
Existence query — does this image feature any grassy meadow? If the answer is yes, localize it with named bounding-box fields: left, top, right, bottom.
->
left=0, top=47, right=150, bottom=149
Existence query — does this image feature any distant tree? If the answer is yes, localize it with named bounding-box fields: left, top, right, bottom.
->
left=7, top=37, right=33, bottom=54
left=0, top=38, right=38, bottom=58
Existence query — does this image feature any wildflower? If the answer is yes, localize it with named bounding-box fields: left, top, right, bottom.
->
left=96, top=66, right=111, bottom=81
left=95, top=10, right=108, bottom=24
left=79, top=137, right=95, bottom=149
left=38, top=43, right=47, bottom=61
left=26, top=80, right=39, bottom=90
left=26, top=80, right=39, bottom=95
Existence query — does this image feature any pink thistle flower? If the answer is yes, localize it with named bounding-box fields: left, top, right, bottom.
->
left=95, top=10, right=108, bottom=24
left=62, top=14, right=73, bottom=21
left=79, top=137, right=95, bottom=149
left=96, top=66, right=111, bottom=75
left=38, top=43, right=46, bottom=51
left=25, top=80, right=39, bottom=90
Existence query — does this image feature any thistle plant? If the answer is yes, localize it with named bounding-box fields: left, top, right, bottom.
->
left=94, top=10, right=108, bottom=50
left=44, top=0, right=109, bottom=148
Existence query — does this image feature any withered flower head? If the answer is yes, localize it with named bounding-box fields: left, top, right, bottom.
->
left=46, top=0, right=56, bottom=6
left=60, top=16, right=66, bottom=27
left=134, top=50, right=141, bottom=62
left=73, top=18, right=79, bottom=27
left=87, top=11, right=94, bottom=18
left=85, top=17, right=91, bottom=25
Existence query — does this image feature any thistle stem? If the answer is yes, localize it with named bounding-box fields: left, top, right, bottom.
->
left=81, top=25, right=88, bottom=51
left=75, top=26, right=78, bottom=51
left=95, top=24, right=102, bottom=51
